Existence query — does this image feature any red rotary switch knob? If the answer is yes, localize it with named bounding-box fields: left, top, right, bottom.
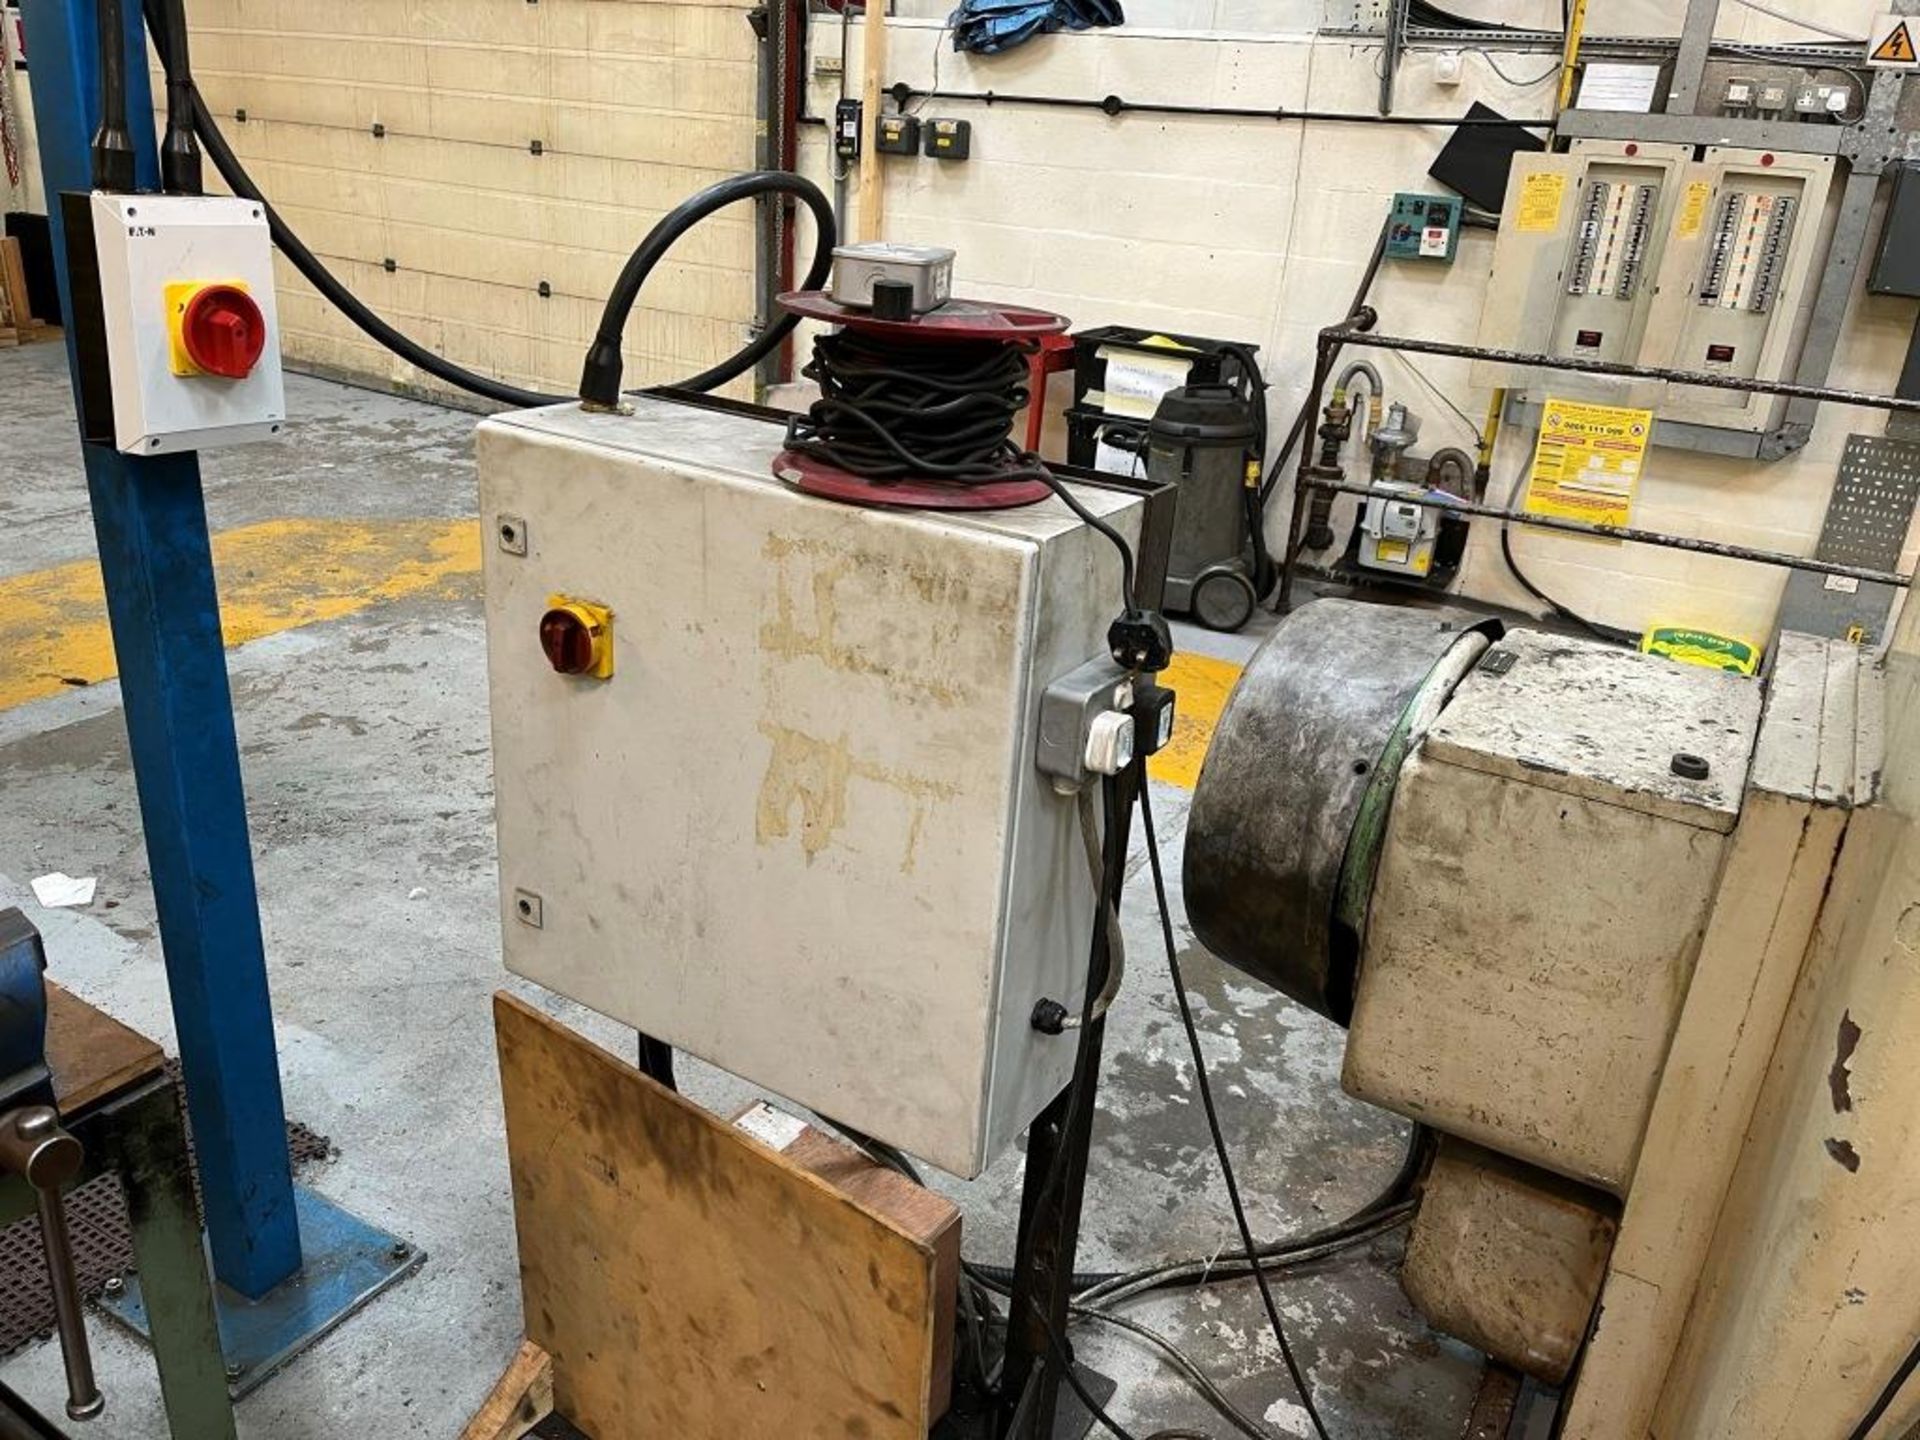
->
left=181, top=284, right=267, bottom=379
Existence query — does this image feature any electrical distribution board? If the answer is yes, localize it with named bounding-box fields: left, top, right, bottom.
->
left=1474, top=141, right=1693, bottom=377
left=1639, top=148, right=1840, bottom=432
left=1474, top=142, right=1839, bottom=448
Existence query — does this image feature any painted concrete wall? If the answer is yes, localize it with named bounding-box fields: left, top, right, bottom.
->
left=162, top=0, right=763, bottom=401
left=9, top=0, right=1916, bottom=635
left=800, top=1, right=1917, bottom=639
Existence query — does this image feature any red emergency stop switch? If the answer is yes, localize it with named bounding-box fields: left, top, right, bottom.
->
left=174, top=283, right=267, bottom=379
left=539, top=597, right=615, bottom=679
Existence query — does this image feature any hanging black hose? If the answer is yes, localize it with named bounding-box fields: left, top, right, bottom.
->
left=157, top=0, right=202, bottom=194
left=785, top=329, right=1043, bottom=483
left=579, top=169, right=836, bottom=407
left=91, top=0, right=135, bottom=191
left=144, top=0, right=833, bottom=412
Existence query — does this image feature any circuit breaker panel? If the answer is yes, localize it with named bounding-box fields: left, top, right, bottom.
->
left=1474, top=141, right=1694, bottom=384
left=1639, top=148, right=1840, bottom=433
left=1476, top=142, right=1841, bottom=449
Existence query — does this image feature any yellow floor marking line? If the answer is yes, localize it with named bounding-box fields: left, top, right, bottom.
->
left=0, top=517, right=480, bottom=712
left=0, top=515, right=1248, bottom=790
left=1149, top=648, right=1244, bottom=792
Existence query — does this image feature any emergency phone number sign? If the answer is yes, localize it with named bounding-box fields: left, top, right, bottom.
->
left=1523, top=397, right=1654, bottom=527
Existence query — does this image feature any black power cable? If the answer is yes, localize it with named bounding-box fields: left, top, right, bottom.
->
left=785, top=327, right=1142, bottom=613
left=1138, top=780, right=1335, bottom=1440
left=578, top=169, right=834, bottom=406
left=91, top=0, right=135, bottom=190
left=143, top=0, right=834, bottom=412
left=962, top=1137, right=1423, bottom=1296
left=786, top=330, right=1039, bottom=481
left=156, top=0, right=201, bottom=194
left=1846, top=1333, right=1920, bottom=1440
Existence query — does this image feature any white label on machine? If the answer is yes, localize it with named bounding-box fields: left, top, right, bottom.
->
left=734, top=1102, right=809, bottom=1152
left=1825, top=574, right=1862, bottom=595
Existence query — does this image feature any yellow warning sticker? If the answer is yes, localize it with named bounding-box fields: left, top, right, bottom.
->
left=1516, top=170, right=1567, bottom=232
left=1524, top=397, right=1654, bottom=527
left=1869, top=14, right=1919, bottom=67
left=1677, top=180, right=1713, bottom=239
left=1866, top=14, right=1912, bottom=66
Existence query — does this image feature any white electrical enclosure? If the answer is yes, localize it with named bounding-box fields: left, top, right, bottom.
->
left=1474, top=140, right=1694, bottom=386
left=479, top=399, right=1141, bottom=1177
left=89, top=193, right=286, bottom=455
left=1638, top=148, right=1840, bottom=432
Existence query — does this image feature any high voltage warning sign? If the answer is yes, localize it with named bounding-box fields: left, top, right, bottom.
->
left=1869, top=14, right=1918, bottom=68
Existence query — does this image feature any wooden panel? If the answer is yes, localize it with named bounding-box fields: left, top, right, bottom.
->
left=45, top=983, right=166, bottom=1119
left=495, top=992, right=954, bottom=1440
left=730, top=1105, right=960, bottom=1420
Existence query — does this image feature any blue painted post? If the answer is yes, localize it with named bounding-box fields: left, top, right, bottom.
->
left=20, top=0, right=302, bottom=1298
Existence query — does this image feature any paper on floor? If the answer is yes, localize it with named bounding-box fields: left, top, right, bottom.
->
left=30, top=872, right=96, bottom=908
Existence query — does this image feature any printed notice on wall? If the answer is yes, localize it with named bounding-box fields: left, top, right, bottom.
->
left=1516, top=171, right=1567, bottom=232
left=1523, top=397, right=1654, bottom=527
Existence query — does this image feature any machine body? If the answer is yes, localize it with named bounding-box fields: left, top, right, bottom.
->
left=1187, top=598, right=1904, bottom=1436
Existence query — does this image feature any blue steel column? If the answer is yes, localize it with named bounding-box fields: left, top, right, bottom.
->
left=20, top=0, right=301, bottom=1298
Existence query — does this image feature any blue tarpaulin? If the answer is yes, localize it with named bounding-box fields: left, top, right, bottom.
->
left=949, top=0, right=1124, bottom=55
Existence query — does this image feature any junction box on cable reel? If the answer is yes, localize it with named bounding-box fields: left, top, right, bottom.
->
left=479, top=239, right=1174, bottom=1178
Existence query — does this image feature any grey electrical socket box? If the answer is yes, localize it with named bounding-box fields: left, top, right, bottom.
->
left=876, top=114, right=921, bottom=155
left=924, top=118, right=973, bottom=160
left=1870, top=164, right=1920, bottom=297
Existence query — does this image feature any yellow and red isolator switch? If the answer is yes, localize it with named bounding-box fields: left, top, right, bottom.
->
left=81, top=193, right=287, bottom=455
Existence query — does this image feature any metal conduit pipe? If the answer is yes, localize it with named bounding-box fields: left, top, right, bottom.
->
left=882, top=83, right=1556, bottom=129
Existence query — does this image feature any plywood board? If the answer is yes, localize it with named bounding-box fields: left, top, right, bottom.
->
left=728, top=1103, right=960, bottom=1419
left=495, top=993, right=955, bottom=1440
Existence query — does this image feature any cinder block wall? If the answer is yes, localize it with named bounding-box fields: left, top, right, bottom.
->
left=803, top=0, right=1918, bottom=642
left=173, top=0, right=763, bottom=403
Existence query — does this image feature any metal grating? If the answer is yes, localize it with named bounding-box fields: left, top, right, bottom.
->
left=0, top=1062, right=333, bottom=1356
left=1777, top=433, right=1920, bottom=646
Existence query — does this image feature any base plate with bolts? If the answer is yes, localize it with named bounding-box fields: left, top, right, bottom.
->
left=98, top=1186, right=423, bottom=1398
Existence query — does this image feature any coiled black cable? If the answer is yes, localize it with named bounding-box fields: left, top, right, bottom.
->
left=786, top=329, right=1043, bottom=483
left=787, top=328, right=1141, bottom=611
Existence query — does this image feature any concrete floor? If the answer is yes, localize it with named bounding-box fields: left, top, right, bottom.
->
left=0, top=342, right=1485, bottom=1438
